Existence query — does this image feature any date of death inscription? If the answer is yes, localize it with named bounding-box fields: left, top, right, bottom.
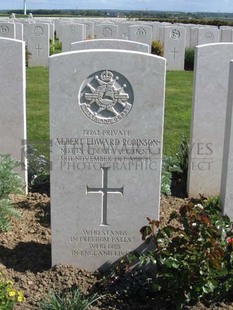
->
left=53, top=129, right=162, bottom=171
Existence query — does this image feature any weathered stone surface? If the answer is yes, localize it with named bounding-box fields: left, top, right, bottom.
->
left=221, top=60, right=233, bottom=220
left=0, top=38, right=27, bottom=190
left=70, top=39, right=149, bottom=53
left=188, top=43, right=233, bottom=197
left=50, top=49, right=166, bottom=271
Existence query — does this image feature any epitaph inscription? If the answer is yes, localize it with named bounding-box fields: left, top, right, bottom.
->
left=79, top=70, right=133, bottom=124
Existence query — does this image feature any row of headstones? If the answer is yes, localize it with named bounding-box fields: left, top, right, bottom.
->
left=52, top=18, right=233, bottom=48
left=1, top=17, right=233, bottom=70
left=0, top=20, right=51, bottom=66
left=2, top=35, right=233, bottom=270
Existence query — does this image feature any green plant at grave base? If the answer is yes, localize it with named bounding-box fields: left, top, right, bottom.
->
left=25, top=46, right=32, bottom=67
left=138, top=196, right=233, bottom=309
left=0, top=155, right=23, bottom=199
left=40, top=287, right=101, bottom=310
left=175, top=135, right=189, bottom=178
left=170, top=135, right=189, bottom=196
left=0, top=272, right=25, bottom=309
left=50, top=38, right=62, bottom=55
left=100, top=255, right=153, bottom=301
left=161, top=136, right=189, bottom=196
left=151, top=40, right=164, bottom=56
left=0, top=199, right=21, bottom=232
left=27, top=145, right=50, bottom=194
left=161, top=155, right=182, bottom=196
left=0, top=154, right=23, bottom=232
left=185, top=48, right=195, bottom=71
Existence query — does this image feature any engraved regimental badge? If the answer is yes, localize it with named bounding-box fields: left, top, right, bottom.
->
left=79, top=70, right=133, bottom=124
left=170, top=29, right=180, bottom=40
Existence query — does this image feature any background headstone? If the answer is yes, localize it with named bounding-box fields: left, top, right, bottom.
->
left=129, top=25, right=152, bottom=46
left=163, top=26, right=186, bottom=70
left=221, top=60, right=233, bottom=220
left=0, top=22, right=15, bottom=38
left=0, top=38, right=27, bottom=190
left=187, top=43, right=233, bottom=197
left=50, top=49, right=166, bottom=271
left=27, top=23, right=50, bottom=67
left=197, top=27, right=220, bottom=45
left=60, top=23, right=86, bottom=52
left=220, top=27, right=233, bottom=42
left=95, top=24, right=118, bottom=39
left=70, top=39, right=150, bottom=53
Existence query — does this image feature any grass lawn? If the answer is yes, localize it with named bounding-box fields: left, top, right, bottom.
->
left=164, top=70, right=193, bottom=156
left=26, top=67, right=193, bottom=158
left=26, top=67, right=49, bottom=156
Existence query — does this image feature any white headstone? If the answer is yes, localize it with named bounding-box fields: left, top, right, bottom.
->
left=190, top=27, right=199, bottom=48
left=184, top=24, right=194, bottom=48
left=118, top=22, right=134, bottom=40
left=14, top=23, right=23, bottom=41
left=50, top=49, right=166, bottom=271
left=0, top=38, right=27, bottom=190
left=221, top=60, right=233, bottom=220
left=129, top=25, right=152, bottom=46
left=197, top=27, right=220, bottom=45
left=27, top=23, right=50, bottom=67
left=81, top=21, right=94, bottom=39
left=163, top=27, right=186, bottom=70
left=95, top=24, right=118, bottom=39
left=221, top=28, right=233, bottom=42
left=60, top=23, right=86, bottom=52
left=0, top=22, right=15, bottom=38
left=70, top=39, right=149, bottom=53
left=159, top=23, right=172, bottom=44
left=188, top=43, right=233, bottom=197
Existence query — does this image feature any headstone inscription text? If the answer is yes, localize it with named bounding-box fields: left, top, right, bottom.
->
left=50, top=50, right=166, bottom=271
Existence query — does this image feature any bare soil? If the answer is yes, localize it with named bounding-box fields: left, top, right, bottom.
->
left=0, top=193, right=233, bottom=309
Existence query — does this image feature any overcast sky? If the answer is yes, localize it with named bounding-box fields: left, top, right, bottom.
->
left=0, top=0, right=232, bottom=13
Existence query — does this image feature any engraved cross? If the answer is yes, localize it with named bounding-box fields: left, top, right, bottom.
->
left=35, top=44, right=43, bottom=56
left=171, top=47, right=178, bottom=60
left=86, top=167, right=124, bottom=226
